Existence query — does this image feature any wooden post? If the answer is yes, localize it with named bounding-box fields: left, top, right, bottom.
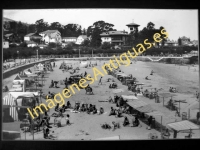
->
left=163, top=97, right=164, bottom=106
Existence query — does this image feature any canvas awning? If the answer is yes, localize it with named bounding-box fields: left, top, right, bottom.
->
left=167, top=120, right=199, bottom=131
left=145, top=111, right=164, bottom=117
left=114, top=91, right=134, bottom=96
left=135, top=104, right=155, bottom=113
left=188, top=101, right=200, bottom=110
left=127, top=100, right=148, bottom=109
left=121, top=95, right=138, bottom=100
left=158, top=92, right=177, bottom=98
left=95, top=135, right=120, bottom=140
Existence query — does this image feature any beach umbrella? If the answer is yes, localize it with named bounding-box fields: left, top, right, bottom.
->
left=158, top=92, right=177, bottom=106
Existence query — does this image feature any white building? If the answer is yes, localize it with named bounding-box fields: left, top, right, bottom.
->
left=62, top=37, right=77, bottom=43
left=26, top=41, right=38, bottom=47
left=39, top=30, right=62, bottom=44
left=24, top=33, right=35, bottom=41
left=3, top=39, right=9, bottom=48
left=75, top=35, right=88, bottom=45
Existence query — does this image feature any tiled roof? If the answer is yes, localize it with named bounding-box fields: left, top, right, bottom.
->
left=26, top=41, right=37, bottom=44
left=126, top=23, right=140, bottom=26
left=40, top=30, right=59, bottom=34
left=100, top=31, right=128, bottom=36
left=25, top=33, right=35, bottom=37
left=180, top=36, right=189, bottom=40
left=4, top=33, right=13, bottom=37
left=167, top=120, right=199, bottom=131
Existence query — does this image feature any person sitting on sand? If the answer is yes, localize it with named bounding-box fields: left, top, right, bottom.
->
left=80, top=104, right=86, bottom=112
left=112, top=121, right=120, bottom=131
left=109, top=84, right=112, bottom=88
left=115, top=108, right=122, bottom=118
left=98, top=107, right=104, bottom=115
left=123, top=116, right=130, bottom=126
left=89, top=104, right=93, bottom=112
left=49, top=80, right=54, bottom=88
left=92, top=105, right=97, bottom=114
left=54, top=81, right=59, bottom=88
left=132, top=117, right=140, bottom=127
left=109, top=107, right=115, bottom=116
left=145, top=76, right=150, bottom=80
left=108, top=96, right=114, bottom=103
left=66, top=101, right=71, bottom=109
left=55, top=103, right=59, bottom=112
left=66, top=114, right=70, bottom=125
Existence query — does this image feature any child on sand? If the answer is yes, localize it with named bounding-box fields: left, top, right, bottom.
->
left=66, top=114, right=70, bottom=125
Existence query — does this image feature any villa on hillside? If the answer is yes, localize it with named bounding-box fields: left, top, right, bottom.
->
left=100, top=21, right=140, bottom=46
left=39, top=30, right=62, bottom=44
left=164, top=39, right=178, bottom=47
left=100, top=31, right=128, bottom=46
left=75, top=35, right=88, bottom=45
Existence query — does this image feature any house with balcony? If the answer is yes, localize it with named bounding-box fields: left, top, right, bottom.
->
left=75, top=35, right=88, bottom=45
left=39, top=30, right=62, bottom=44
left=100, top=31, right=128, bottom=46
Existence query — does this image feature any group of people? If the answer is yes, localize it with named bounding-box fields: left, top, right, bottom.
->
left=169, top=87, right=177, bottom=93
left=71, top=102, right=104, bottom=115
left=109, top=83, right=118, bottom=89
left=49, top=80, right=59, bottom=88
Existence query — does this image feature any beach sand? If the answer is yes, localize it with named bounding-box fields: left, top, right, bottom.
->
left=3, top=59, right=200, bottom=140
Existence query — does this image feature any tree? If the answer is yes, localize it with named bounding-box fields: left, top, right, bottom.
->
left=27, top=24, right=36, bottom=33
left=101, top=42, right=111, bottom=50
left=178, top=37, right=182, bottom=46
left=90, top=28, right=102, bottom=48
left=87, top=20, right=116, bottom=48
left=82, top=39, right=90, bottom=47
left=35, top=19, right=49, bottom=33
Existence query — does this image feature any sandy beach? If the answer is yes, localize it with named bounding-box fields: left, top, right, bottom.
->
left=3, top=59, right=200, bottom=140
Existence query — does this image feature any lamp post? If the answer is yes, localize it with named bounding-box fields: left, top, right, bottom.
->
left=79, top=48, right=80, bottom=58
left=36, top=50, right=38, bottom=61
left=17, top=51, right=19, bottom=64
left=92, top=49, right=93, bottom=58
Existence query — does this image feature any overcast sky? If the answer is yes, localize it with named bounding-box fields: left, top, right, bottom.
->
left=3, top=9, right=198, bottom=41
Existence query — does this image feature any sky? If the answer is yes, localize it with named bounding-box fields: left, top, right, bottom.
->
left=3, top=9, right=199, bottom=41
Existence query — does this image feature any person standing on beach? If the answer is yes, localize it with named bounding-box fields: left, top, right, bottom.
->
left=98, top=77, right=103, bottom=85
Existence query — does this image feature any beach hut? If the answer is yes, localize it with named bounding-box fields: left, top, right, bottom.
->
left=9, top=78, right=26, bottom=92
left=3, top=92, right=39, bottom=121
left=167, top=120, right=199, bottom=138
left=80, top=61, right=88, bottom=68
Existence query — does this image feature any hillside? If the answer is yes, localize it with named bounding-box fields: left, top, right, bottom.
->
left=3, top=17, right=17, bottom=22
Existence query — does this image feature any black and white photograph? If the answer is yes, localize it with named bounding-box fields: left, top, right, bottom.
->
left=2, top=9, right=199, bottom=141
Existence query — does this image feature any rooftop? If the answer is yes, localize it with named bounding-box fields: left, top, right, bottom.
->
left=25, top=33, right=35, bottom=37
left=100, top=31, right=128, bottom=36
left=39, top=30, right=60, bottom=34
left=126, top=23, right=140, bottom=26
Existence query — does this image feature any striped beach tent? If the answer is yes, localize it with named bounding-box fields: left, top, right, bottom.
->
left=3, top=93, right=18, bottom=121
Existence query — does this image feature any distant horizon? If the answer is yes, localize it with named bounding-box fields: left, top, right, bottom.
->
left=3, top=9, right=199, bottom=41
